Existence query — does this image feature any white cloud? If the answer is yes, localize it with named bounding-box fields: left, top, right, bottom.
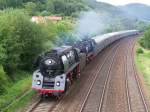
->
left=96, top=0, right=150, bottom=6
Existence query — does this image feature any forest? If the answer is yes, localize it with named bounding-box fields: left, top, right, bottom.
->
left=0, top=0, right=87, bottom=16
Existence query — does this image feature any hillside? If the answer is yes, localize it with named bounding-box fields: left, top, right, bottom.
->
left=85, top=0, right=148, bottom=32
left=86, top=0, right=122, bottom=15
left=119, top=3, right=150, bottom=21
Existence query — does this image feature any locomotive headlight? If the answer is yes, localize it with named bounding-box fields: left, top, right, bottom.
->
left=45, top=59, right=55, bottom=65
left=37, top=80, right=41, bottom=85
left=56, top=81, right=60, bottom=86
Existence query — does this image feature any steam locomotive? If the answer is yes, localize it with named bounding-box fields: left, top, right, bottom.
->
left=32, top=30, right=139, bottom=97
left=32, top=46, right=80, bottom=96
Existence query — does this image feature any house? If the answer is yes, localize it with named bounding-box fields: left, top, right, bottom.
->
left=31, top=16, right=63, bottom=23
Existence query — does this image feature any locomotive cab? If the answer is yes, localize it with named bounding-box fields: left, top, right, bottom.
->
left=74, top=38, right=95, bottom=62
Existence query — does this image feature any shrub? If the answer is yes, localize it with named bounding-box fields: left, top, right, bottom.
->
left=0, top=9, right=48, bottom=74
left=137, top=48, right=144, bottom=54
left=144, top=32, right=150, bottom=49
left=0, top=65, right=9, bottom=95
left=142, top=28, right=150, bottom=49
left=139, top=37, right=145, bottom=48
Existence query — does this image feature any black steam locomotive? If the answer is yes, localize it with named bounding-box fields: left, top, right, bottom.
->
left=32, top=46, right=81, bottom=96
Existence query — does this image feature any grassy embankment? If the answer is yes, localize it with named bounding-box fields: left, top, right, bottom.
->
left=0, top=71, right=36, bottom=112
left=136, top=43, right=150, bottom=99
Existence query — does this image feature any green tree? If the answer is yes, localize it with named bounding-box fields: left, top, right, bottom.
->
left=24, top=2, right=37, bottom=15
left=53, top=0, right=66, bottom=14
left=0, top=65, right=9, bottom=94
left=0, top=0, right=23, bottom=8
left=0, top=0, right=7, bottom=9
left=50, top=0, right=86, bottom=16
left=8, top=0, right=23, bottom=7
left=0, top=9, right=47, bottom=74
left=38, top=20, right=73, bottom=46
left=46, top=0, right=54, bottom=13
left=143, top=29, right=150, bottom=49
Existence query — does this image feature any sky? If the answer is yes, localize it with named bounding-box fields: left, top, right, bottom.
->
left=96, top=0, right=150, bottom=6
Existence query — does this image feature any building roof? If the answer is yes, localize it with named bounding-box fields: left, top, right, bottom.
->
left=31, top=16, right=62, bottom=23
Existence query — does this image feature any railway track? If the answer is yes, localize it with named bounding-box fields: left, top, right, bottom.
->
left=26, top=37, right=121, bottom=112
left=78, top=37, right=149, bottom=112
left=50, top=38, right=129, bottom=112
left=25, top=36, right=149, bottom=112
left=99, top=37, right=149, bottom=112
left=124, top=40, right=133, bottom=112
left=26, top=97, right=59, bottom=112
left=97, top=39, right=130, bottom=112
left=122, top=37, right=149, bottom=112
left=129, top=39, right=149, bottom=112
left=51, top=40, right=121, bottom=112
left=78, top=41, right=119, bottom=112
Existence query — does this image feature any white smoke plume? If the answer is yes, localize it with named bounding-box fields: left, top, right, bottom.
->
left=74, top=11, right=110, bottom=40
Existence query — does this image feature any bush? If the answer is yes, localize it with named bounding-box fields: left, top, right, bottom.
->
left=137, top=48, right=144, bottom=54
left=0, top=66, right=9, bottom=95
left=0, top=9, right=48, bottom=74
left=144, top=30, right=150, bottom=49
left=141, top=28, right=150, bottom=50
left=139, top=37, right=145, bottom=48
left=24, top=2, right=38, bottom=16
left=38, top=20, right=74, bottom=46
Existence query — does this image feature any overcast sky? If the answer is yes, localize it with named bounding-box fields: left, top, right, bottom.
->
left=96, top=0, right=150, bottom=6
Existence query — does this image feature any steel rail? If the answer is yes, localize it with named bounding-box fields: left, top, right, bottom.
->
left=79, top=41, right=121, bottom=112
left=97, top=41, right=123, bottom=112
left=131, top=40, right=149, bottom=112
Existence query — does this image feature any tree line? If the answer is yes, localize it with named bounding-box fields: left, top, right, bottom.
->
left=0, top=0, right=88, bottom=17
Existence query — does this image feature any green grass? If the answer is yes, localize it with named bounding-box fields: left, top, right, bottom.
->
left=136, top=46, right=150, bottom=99
left=0, top=74, right=35, bottom=112
left=4, top=91, right=36, bottom=112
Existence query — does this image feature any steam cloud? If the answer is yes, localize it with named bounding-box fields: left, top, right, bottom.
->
left=74, top=11, right=110, bottom=40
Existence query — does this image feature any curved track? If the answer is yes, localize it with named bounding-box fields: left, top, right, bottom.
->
left=25, top=35, right=149, bottom=112
left=79, top=38, right=130, bottom=112
left=126, top=39, right=149, bottom=112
